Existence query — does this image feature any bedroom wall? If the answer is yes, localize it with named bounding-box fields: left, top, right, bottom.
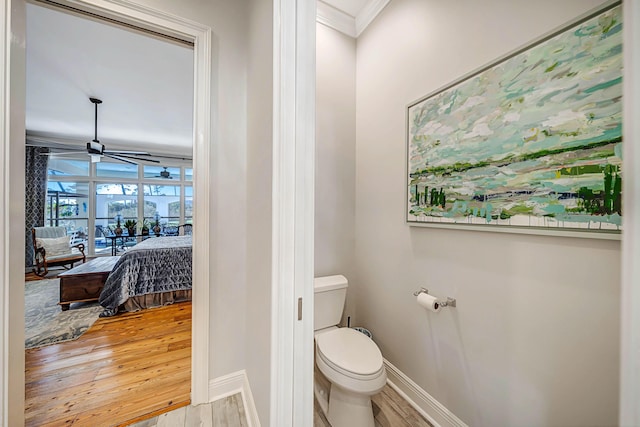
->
left=353, top=1, right=621, bottom=426
left=315, top=22, right=357, bottom=320
left=130, top=0, right=252, bottom=383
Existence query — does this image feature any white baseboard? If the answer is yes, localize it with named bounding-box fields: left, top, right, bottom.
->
left=241, top=372, right=260, bottom=427
left=209, top=370, right=260, bottom=427
left=210, top=362, right=463, bottom=427
left=383, top=359, right=468, bottom=427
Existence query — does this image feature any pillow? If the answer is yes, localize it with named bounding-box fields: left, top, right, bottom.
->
left=36, top=235, right=71, bottom=257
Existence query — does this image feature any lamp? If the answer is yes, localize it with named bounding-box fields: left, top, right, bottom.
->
left=114, top=213, right=124, bottom=235
left=152, top=212, right=161, bottom=236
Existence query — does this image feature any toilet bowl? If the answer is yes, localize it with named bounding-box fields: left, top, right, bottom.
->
left=314, top=275, right=387, bottom=427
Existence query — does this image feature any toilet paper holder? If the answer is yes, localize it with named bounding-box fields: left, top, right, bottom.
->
left=413, top=287, right=457, bottom=308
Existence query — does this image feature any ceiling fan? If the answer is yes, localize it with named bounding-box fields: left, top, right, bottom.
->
left=155, top=167, right=173, bottom=179
left=31, top=97, right=160, bottom=165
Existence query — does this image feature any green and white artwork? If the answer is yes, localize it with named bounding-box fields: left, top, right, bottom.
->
left=407, top=3, right=622, bottom=234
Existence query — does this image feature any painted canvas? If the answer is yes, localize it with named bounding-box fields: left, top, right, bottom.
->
left=406, top=3, right=622, bottom=235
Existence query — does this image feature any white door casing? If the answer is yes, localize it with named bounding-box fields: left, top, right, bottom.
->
left=621, top=0, right=640, bottom=424
left=271, top=0, right=315, bottom=426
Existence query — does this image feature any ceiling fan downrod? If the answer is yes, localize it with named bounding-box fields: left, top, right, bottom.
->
left=88, top=97, right=104, bottom=155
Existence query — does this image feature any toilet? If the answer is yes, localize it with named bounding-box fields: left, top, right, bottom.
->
left=314, top=275, right=387, bottom=427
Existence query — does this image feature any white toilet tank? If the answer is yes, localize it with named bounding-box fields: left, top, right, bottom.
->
left=314, top=275, right=348, bottom=331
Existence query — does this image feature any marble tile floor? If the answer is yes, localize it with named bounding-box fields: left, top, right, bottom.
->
left=314, top=368, right=433, bottom=427
left=129, top=393, right=247, bottom=427
left=131, top=375, right=433, bottom=427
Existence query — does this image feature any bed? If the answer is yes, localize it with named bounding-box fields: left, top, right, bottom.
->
left=99, top=235, right=192, bottom=317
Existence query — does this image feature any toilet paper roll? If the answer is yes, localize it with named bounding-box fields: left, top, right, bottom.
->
left=417, top=292, right=441, bottom=313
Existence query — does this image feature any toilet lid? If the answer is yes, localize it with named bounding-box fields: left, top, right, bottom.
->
left=316, top=328, right=383, bottom=376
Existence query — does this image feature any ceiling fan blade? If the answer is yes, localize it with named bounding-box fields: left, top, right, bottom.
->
left=111, top=153, right=161, bottom=163
left=105, top=154, right=138, bottom=165
left=115, top=151, right=192, bottom=161
left=104, top=150, right=151, bottom=155
left=25, top=138, right=84, bottom=150
left=145, top=153, right=193, bottom=161
left=39, top=151, right=87, bottom=155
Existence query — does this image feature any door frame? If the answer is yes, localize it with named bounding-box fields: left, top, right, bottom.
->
left=620, top=0, right=640, bottom=424
left=1, top=0, right=213, bottom=424
left=1, top=0, right=320, bottom=425
left=270, top=0, right=315, bottom=425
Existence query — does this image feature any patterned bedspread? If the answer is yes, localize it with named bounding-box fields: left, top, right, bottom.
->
left=99, top=236, right=192, bottom=317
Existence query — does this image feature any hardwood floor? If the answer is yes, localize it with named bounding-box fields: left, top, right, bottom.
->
left=25, top=301, right=192, bottom=427
left=24, top=271, right=430, bottom=427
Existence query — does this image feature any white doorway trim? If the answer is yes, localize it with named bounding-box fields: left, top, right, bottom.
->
left=0, top=0, right=5, bottom=418
left=270, top=0, right=315, bottom=425
left=1, top=1, right=25, bottom=425
left=620, top=0, right=640, bottom=423
left=1, top=0, right=213, bottom=424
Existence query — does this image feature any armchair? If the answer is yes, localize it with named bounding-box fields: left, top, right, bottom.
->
left=32, top=226, right=86, bottom=276
left=163, top=225, right=179, bottom=236
left=179, top=224, right=193, bottom=236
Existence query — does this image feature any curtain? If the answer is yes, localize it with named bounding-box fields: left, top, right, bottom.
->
left=25, top=146, right=49, bottom=267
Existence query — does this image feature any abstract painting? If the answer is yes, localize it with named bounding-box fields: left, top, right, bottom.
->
left=406, top=3, right=622, bottom=236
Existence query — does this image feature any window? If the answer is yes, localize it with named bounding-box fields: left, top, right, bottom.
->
left=185, top=186, right=193, bottom=223
left=45, top=181, right=89, bottom=245
left=143, top=184, right=180, bottom=226
left=96, top=183, right=139, bottom=230
left=143, top=165, right=180, bottom=180
left=96, top=160, right=138, bottom=179
left=43, top=160, right=192, bottom=256
left=47, top=158, right=89, bottom=176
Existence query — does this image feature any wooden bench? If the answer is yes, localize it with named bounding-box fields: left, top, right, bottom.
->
left=58, top=256, right=120, bottom=311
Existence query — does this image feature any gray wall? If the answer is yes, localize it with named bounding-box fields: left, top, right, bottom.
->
left=141, top=3, right=277, bottom=422
left=351, top=1, right=621, bottom=425
left=246, top=0, right=273, bottom=423
left=315, top=23, right=357, bottom=323
left=132, top=0, right=255, bottom=395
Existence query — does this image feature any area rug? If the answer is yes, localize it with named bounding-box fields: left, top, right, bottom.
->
left=25, top=279, right=103, bottom=349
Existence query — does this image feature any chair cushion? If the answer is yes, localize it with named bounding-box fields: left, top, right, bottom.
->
left=45, top=247, right=84, bottom=261
left=34, top=226, right=66, bottom=239
left=36, top=235, right=72, bottom=257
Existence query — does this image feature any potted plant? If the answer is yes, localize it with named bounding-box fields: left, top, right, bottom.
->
left=123, top=219, right=137, bottom=236
left=141, top=219, right=150, bottom=236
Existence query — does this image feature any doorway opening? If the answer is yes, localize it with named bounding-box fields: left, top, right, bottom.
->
left=14, top=0, right=213, bottom=423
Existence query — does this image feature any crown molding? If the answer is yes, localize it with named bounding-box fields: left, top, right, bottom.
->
left=355, top=0, right=390, bottom=37
left=316, top=0, right=390, bottom=38
left=316, top=0, right=356, bottom=38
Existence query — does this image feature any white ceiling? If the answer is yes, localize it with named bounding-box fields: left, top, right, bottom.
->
left=26, top=3, right=194, bottom=157
left=25, top=1, right=387, bottom=160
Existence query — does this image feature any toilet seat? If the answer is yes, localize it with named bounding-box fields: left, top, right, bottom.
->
left=317, top=328, right=383, bottom=377
left=316, top=328, right=386, bottom=395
